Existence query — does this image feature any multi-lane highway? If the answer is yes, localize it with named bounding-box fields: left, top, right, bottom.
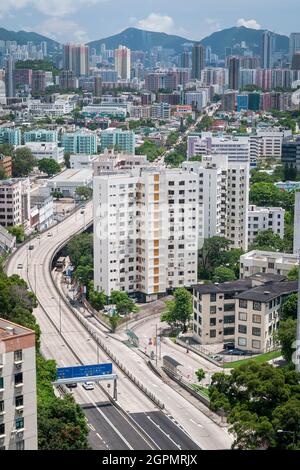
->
left=6, top=102, right=232, bottom=450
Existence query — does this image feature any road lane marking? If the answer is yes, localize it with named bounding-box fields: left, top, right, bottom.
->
left=146, top=415, right=181, bottom=450
left=88, top=423, right=96, bottom=431
left=80, top=388, right=134, bottom=450
left=190, top=419, right=203, bottom=428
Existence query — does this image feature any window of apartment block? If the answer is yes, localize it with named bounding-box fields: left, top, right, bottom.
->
left=224, top=303, right=235, bottom=312
left=210, top=306, right=217, bottom=314
left=238, top=324, right=247, bottom=334
left=15, top=396, right=23, bottom=408
left=210, top=318, right=216, bottom=327
left=253, top=301, right=262, bottom=311
left=239, top=312, right=247, bottom=321
left=253, top=314, right=261, bottom=324
left=14, top=349, right=23, bottom=362
left=0, top=377, right=3, bottom=389
left=224, top=315, right=235, bottom=324
left=224, top=327, right=235, bottom=336
left=210, top=330, right=216, bottom=338
left=252, top=340, right=261, bottom=350
left=14, top=373, right=23, bottom=386
left=0, top=400, right=4, bottom=412
left=252, top=327, right=261, bottom=337
left=239, top=299, right=247, bottom=309
left=210, top=293, right=217, bottom=302
left=16, top=417, right=24, bottom=430
left=0, top=423, right=4, bottom=436
left=238, top=337, right=247, bottom=347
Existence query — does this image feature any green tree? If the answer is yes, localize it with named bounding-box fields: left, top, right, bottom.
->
left=198, top=237, right=231, bottom=280
left=161, top=288, right=192, bottom=333
left=195, top=369, right=206, bottom=383
left=52, top=190, right=64, bottom=200
left=209, top=362, right=300, bottom=449
left=88, top=281, right=106, bottom=311
left=12, top=147, right=36, bottom=177
left=37, top=158, right=61, bottom=176
left=288, top=266, right=299, bottom=281
left=250, top=229, right=285, bottom=252
left=0, top=143, right=14, bottom=156
left=110, top=291, right=138, bottom=316
left=7, top=225, right=25, bottom=243
left=281, top=294, right=298, bottom=321
left=276, top=318, right=297, bottom=364
left=212, top=266, right=236, bottom=283
left=108, top=314, right=121, bottom=333
left=75, top=186, right=93, bottom=200
left=0, top=166, right=8, bottom=179
left=68, top=233, right=93, bottom=268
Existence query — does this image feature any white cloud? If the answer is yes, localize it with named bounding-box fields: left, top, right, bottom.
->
left=237, top=18, right=261, bottom=29
left=33, top=17, right=90, bottom=42
left=137, top=13, right=175, bottom=34
left=0, top=0, right=109, bottom=19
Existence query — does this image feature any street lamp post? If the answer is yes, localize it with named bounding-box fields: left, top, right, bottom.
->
left=296, top=252, right=300, bottom=374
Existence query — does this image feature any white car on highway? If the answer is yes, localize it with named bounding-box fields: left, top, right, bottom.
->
left=82, top=381, right=94, bottom=390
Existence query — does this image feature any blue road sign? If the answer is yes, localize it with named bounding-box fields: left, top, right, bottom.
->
left=57, top=363, right=113, bottom=380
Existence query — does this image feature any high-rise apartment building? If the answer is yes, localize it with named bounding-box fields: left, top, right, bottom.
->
left=228, top=56, right=240, bottom=90
left=115, top=45, right=131, bottom=81
left=24, top=129, right=58, bottom=144
left=262, top=31, right=274, bottom=69
left=62, top=131, right=97, bottom=155
left=248, top=205, right=285, bottom=247
left=0, top=318, right=37, bottom=450
left=191, top=44, right=205, bottom=80
left=183, top=154, right=249, bottom=251
left=59, top=70, right=77, bottom=90
left=0, top=128, right=21, bottom=146
left=187, top=133, right=250, bottom=163
left=289, top=33, right=300, bottom=61
left=4, top=56, right=15, bottom=98
left=100, top=129, right=135, bottom=154
left=31, top=70, right=46, bottom=93
left=93, top=167, right=199, bottom=302
left=63, top=44, right=89, bottom=77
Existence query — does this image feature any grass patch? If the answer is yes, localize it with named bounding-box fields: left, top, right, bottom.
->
left=222, top=350, right=282, bottom=369
left=191, top=383, right=210, bottom=398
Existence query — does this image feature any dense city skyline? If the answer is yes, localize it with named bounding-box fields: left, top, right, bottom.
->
left=0, top=0, right=300, bottom=43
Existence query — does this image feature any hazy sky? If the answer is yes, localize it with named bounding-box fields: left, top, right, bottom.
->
left=0, top=0, right=299, bottom=43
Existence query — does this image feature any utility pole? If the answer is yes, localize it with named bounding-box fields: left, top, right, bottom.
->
left=155, top=324, right=158, bottom=367
left=296, top=252, right=300, bottom=374
left=59, top=296, right=62, bottom=334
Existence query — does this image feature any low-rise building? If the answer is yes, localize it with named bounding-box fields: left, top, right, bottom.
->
left=0, top=318, right=38, bottom=450
left=240, top=250, right=299, bottom=278
left=192, top=274, right=298, bottom=353
left=16, top=143, right=64, bottom=164
left=100, top=128, right=135, bottom=154
left=93, top=149, right=149, bottom=173
left=62, top=131, right=97, bottom=155
left=248, top=205, right=285, bottom=246
left=70, top=154, right=98, bottom=170
left=23, top=129, right=58, bottom=143
left=0, top=225, right=16, bottom=253
left=47, top=168, right=93, bottom=199
left=30, top=187, right=54, bottom=232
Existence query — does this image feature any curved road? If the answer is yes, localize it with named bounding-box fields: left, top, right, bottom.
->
left=6, top=201, right=232, bottom=450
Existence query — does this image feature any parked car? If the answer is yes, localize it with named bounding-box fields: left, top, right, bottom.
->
left=82, top=382, right=94, bottom=390
left=28, top=245, right=34, bottom=250
left=47, top=232, right=53, bottom=237
left=17, top=264, right=23, bottom=269
left=211, top=355, right=223, bottom=361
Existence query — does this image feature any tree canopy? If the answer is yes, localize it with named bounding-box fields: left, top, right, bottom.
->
left=12, top=147, right=36, bottom=177
left=161, top=288, right=192, bottom=332
left=37, top=158, right=61, bottom=176
left=209, top=362, right=300, bottom=449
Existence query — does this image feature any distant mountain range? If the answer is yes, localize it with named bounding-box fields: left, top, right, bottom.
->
left=0, top=25, right=290, bottom=59
left=0, top=27, right=59, bottom=52
left=88, top=27, right=289, bottom=58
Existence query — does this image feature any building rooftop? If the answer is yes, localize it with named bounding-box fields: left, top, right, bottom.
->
left=193, top=273, right=287, bottom=295
left=235, top=281, right=298, bottom=302
left=49, top=168, right=93, bottom=183
left=0, top=318, right=35, bottom=340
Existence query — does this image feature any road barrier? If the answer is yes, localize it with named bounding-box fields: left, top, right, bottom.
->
left=50, top=242, right=165, bottom=411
